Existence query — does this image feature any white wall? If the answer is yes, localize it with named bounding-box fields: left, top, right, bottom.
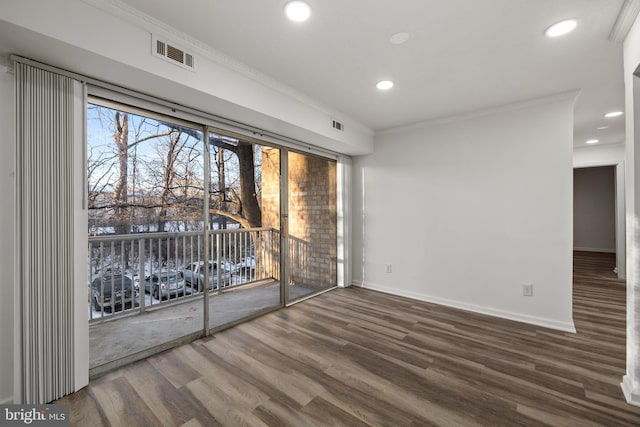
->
left=0, top=59, right=15, bottom=403
left=573, top=143, right=625, bottom=166
left=622, top=10, right=640, bottom=407
left=573, top=167, right=616, bottom=252
left=353, top=94, right=576, bottom=332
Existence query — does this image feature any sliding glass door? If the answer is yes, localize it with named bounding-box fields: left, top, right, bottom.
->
left=284, top=151, right=338, bottom=303
left=86, top=94, right=337, bottom=372
left=206, top=132, right=282, bottom=329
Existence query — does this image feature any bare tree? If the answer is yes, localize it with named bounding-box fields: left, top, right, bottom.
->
left=88, top=108, right=262, bottom=234
left=157, top=130, right=188, bottom=232
left=207, top=138, right=262, bottom=229
left=215, top=146, right=228, bottom=229
left=112, top=112, right=129, bottom=235
left=87, top=146, right=116, bottom=208
left=237, top=141, right=262, bottom=228
left=88, top=107, right=174, bottom=233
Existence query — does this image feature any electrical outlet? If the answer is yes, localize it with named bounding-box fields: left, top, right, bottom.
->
left=523, top=284, right=533, bottom=296
left=386, top=264, right=392, bottom=273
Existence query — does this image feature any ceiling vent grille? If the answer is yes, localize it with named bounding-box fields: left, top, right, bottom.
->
left=152, top=35, right=195, bottom=71
left=332, top=120, right=344, bottom=132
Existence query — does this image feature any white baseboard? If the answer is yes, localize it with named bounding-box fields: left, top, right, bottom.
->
left=573, top=247, right=616, bottom=253
left=351, top=280, right=364, bottom=287
left=360, top=281, right=576, bottom=333
left=622, top=375, right=640, bottom=407
left=0, top=396, right=13, bottom=404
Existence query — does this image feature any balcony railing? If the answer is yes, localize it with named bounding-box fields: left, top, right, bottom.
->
left=88, top=227, right=280, bottom=323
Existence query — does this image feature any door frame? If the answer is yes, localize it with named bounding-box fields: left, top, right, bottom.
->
left=572, top=161, right=626, bottom=279
left=280, top=147, right=290, bottom=306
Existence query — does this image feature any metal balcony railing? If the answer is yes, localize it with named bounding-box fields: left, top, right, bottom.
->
left=88, top=227, right=280, bottom=322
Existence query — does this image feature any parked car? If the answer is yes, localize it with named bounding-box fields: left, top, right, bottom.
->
left=181, top=261, right=233, bottom=292
left=91, top=275, right=135, bottom=312
left=143, top=270, right=186, bottom=300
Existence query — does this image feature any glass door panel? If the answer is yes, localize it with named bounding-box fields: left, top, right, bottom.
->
left=207, top=133, right=281, bottom=329
left=286, top=151, right=337, bottom=302
left=87, top=101, right=205, bottom=370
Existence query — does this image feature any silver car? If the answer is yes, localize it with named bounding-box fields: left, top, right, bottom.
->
left=144, top=271, right=187, bottom=300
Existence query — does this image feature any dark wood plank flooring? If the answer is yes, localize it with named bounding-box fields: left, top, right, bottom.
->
left=58, top=251, right=640, bottom=426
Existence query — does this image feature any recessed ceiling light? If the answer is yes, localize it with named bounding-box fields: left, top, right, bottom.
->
left=604, top=111, right=624, bottom=118
left=596, top=126, right=609, bottom=130
left=376, top=80, right=394, bottom=90
left=586, top=139, right=599, bottom=144
left=284, top=1, right=311, bottom=22
left=390, top=32, right=410, bottom=45
left=545, top=19, right=577, bottom=37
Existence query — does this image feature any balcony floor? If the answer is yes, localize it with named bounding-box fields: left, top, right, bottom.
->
left=90, top=281, right=319, bottom=373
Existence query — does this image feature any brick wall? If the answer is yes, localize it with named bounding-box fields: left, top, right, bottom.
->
left=261, top=148, right=337, bottom=289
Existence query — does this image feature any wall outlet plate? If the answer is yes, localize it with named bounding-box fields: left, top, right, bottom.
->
left=523, top=284, right=534, bottom=296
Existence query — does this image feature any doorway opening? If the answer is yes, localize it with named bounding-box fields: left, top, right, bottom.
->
left=573, top=166, right=616, bottom=265
left=573, top=164, right=625, bottom=279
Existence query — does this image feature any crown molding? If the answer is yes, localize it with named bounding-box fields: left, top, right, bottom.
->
left=609, top=0, right=640, bottom=42
left=377, top=90, right=581, bottom=137
left=80, top=0, right=372, bottom=136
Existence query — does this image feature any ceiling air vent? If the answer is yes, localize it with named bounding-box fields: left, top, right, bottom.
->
left=332, top=120, right=344, bottom=132
left=152, top=35, right=195, bottom=71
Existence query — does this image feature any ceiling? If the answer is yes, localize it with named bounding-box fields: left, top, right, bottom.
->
left=7, top=0, right=632, bottom=147
left=116, top=0, right=629, bottom=147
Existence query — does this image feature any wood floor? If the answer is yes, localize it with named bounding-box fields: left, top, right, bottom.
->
left=58, top=251, right=640, bottom=426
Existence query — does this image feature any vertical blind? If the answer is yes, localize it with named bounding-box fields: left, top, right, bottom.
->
left=16, top=62, right=76, bottom=403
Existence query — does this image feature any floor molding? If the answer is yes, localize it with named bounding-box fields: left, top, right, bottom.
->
left=573, top=247, right=616, bottom=253
left=622, top=375, right=640, bottom=407
left=361, top=281, right=576, bottom=333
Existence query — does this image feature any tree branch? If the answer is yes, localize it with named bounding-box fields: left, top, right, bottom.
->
left=90, top=201, right=201, bottom=210
left=209, top=209, right=250, bottom=229
left=127, top=129, right=174, bottom=149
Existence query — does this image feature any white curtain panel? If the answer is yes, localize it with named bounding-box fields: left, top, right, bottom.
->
left=15, top=62, right=78, bottom=404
